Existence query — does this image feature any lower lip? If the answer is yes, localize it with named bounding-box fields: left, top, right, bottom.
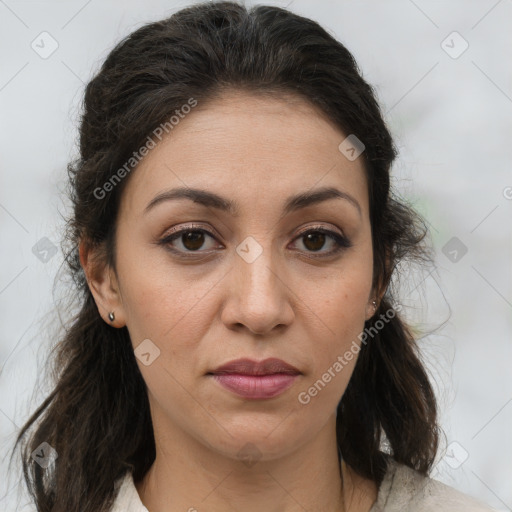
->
left=210, top=373, right=299, bottom=399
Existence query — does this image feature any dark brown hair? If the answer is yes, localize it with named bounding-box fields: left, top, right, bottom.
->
left=12, top=2, right=440, bottom=510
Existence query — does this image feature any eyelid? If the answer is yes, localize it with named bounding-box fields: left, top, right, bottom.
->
left=161, top=222, right=345, bottom=241
left=294, top=223, right=345, bottom=238
left=161, top=223, right=222, bottom=241
left=158, top=222, right=351, bottom=256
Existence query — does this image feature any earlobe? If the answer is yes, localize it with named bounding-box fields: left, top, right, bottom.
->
left=365, top=299, right=378, bottom=321
left=78, top=239, right=126, bottom=327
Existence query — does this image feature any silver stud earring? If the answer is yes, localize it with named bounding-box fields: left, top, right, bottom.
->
left=108, top=311, right=115, bottom=322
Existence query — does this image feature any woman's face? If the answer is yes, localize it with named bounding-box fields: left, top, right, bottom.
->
left=94, top=91, right=375, bottom=462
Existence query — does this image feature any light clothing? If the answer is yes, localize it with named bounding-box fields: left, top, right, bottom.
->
left=111, top=471, right=149, bottom=512
left=368, top=458, right=496, bottom=511
left=111, top=457, right=496, bottom=511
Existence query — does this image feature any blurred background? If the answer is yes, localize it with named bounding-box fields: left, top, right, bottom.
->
left=1, top=0, right=511, bottom=510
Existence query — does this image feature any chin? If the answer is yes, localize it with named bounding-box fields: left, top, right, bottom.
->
left=206, top=425, right=304, bottom=463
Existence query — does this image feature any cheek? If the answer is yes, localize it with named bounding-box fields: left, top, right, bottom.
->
left=297, top=248, right=373, bottom=402
left=116, top=246, right=219, bottom=346
left=306, top=248, right=373, bottom=336
left=296, top=299, right=366, bottom=415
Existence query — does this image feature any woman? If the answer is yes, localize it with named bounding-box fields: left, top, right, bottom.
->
left=13, top=2, right=496, bottom=511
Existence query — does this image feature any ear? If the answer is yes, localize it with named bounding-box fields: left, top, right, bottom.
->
left=79, top=239, right=126, bottom=328
left=364, top=296, right=378, bottom=321
left=365, top=251, right=391, bottom=321
left=364, top=288, right=388, bottom=321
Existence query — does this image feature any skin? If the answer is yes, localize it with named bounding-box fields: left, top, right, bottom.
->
left=81, top=90, right=382, bottom=512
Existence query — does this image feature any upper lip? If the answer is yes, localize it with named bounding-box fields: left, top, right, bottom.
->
left=209, top=358, right=301, bottom=376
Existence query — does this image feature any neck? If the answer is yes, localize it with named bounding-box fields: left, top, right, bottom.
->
left=135, top=415, right=377, bottom=512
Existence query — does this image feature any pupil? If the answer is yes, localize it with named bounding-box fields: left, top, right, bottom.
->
left=183, top=231, right=204, bottom=251
left=304, top=232, right=325, bottom=251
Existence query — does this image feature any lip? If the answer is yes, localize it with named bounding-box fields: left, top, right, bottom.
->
left=209, top=357, right=301, bottom=376
left=207, top=358, right=301, bottom=400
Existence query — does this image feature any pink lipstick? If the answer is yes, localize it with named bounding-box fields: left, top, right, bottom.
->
left=208, top=357, right=300, bottom=399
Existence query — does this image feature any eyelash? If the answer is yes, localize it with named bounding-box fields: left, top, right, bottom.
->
left=157, top=223, right=352, bottom=258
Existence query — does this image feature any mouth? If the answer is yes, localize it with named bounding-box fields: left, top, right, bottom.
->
left=207, top=358, right=301, bottom=399
left=208, top=357, right=301, bottom=376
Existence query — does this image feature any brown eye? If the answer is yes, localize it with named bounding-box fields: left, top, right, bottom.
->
left=291, top=228, right=352, bottom=257
left=159, top=225, right=351, bottom=259
left=181, top=231, right=206, bottom=251
left=302, top=232, right=327, bottom=252
left=160, top=228, right=220, bottom=254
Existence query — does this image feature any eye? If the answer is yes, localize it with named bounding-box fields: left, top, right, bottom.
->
left=159, top=225, right=221, bottom=254
left=290, top=227, right=352, bottom=257
left=157, top=224, right=351, bottom=257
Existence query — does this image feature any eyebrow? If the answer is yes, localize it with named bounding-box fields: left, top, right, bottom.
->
left=144, top=185, right=362, bottom=218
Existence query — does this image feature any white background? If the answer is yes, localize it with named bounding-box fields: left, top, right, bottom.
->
left=1, top=0, right=511, bottom=510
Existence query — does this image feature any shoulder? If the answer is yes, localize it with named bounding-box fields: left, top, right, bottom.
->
left=369, top=457, right=496, bottom=512
left=111, top=472, right=149, bottom=512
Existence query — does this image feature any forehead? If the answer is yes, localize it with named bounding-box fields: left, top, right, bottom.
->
left=119, top=90, right=369, bottom=218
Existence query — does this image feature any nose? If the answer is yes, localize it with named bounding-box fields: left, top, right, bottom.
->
left=220, top=238, right=295, bottom=336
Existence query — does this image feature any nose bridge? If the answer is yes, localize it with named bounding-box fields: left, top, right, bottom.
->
left=235, top=234, right=279, bottom=300
left=224, top=234, right=293, bottom=333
